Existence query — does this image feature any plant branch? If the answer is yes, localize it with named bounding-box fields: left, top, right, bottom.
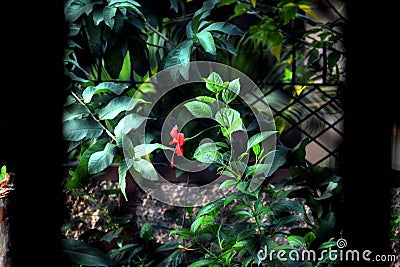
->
left=324, top=0, right=348, bottom=23
left=70, top=90, right=117, bottom=142
left=145, top=22, right=176, bottom=47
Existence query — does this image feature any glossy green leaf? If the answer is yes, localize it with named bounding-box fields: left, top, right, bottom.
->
left=63, top=103, right=89, bottom=122
left=64, top=0, right=96, bottom=22
left=118, top=158, right=132, bottom=200
left=103, top=6, right=117, bottom=29
left=304, top=231, right=316, bottom=244
left=132, top=158, right=158, bottom=180
left=63, top=118, right=103, bottom=141
left=88, top=143, right=117, bottom=174
left=246, top=131, right=277, bottom=150
left=99, top=96, right=146, bottom=120
left=134, top=143, right=172, bottom=158
left=114, top=113, right=147, bottom=136
left=212, top=32, right=237, bottom=55
left=140, top=223, right=153, bottom=241
left=184, top=101, right=213, bottom=118
left=222, top=78, right=240, bottom=104
left=196, top=30, right=216, bottom=55
left=190, top=215, right=214, bottom=233
left=191, top=0, right=218, bottom=32
left=102, top=227, right=123, bottom=243
left=271, top=200, right=305, bottom=213
left=196, top=96, right=216, bottom=103
left=219, top=179, right=237, bottom=190
left=201, top=22, right=244, bottom=36
left=82, top=82, right=128, bottom=103
left=287, top=235, right=305, bottom=247
left=0, top=166, right=6, bottom=181
left=61, top=238, right=115, bottom=266
left=196, top=198, right=225, bottom=218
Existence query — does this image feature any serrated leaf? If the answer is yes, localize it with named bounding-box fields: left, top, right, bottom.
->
left=197, top=30, right=216, bottom=55
left=215, top=107, right=241, bottom=129
left=193, top=142, right=223, bottom=164
left=63, top=118, right=103, bottom=141
left=184, top=101, right=213, bottom=118
left=222, top=78, right=240, bottom=104
left=88, top=143, right=117, bottom=174
left=82, top=82, right=128, bottom=103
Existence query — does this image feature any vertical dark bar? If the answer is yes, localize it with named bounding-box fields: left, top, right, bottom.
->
left=338, top=1, right=396, bottom=266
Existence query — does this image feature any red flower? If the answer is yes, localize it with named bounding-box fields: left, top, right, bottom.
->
left=169, top=125, right=184, bottom=168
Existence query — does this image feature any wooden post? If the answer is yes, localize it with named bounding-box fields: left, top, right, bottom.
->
left=0, top=172, right=13, bottom=267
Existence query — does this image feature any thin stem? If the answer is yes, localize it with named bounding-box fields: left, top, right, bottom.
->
left=324, top=0, right=348, bottom=23
left=70, top=90, right=117, bottom=142
left=144, top=22, right=176, bottom=48
left=184, top=125, right=220, bottom=141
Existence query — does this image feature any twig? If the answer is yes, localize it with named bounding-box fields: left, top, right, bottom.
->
left=325, top=0, right=348, bottom=23
left=70, top=90, right=117, bottom=142
left=145, top=22, right=176, bottom=47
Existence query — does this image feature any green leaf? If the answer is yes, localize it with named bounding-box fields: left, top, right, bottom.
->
left=222, top=78, right=240, bottom=104
left=328, top=51, right=341, bottom=70
left=190, top=215, right=214, bottom=233
left=63, top=103, right=89, bottom=122
left=102, top=227, right=123, bottom=243
left=88, top=143, right=117, bottom=174
left=0, top=165, right=6, bottom=181
left=132, top=158, right=158, bottom=181
left=98, top=96, right=139, bottom=120
left=246, top=131, right=277, bottom=150
left=118, top=158, right=132, bottom=201
left=304, top=231, right=316, bottom=244
left=196, top=198, right=225, bottom=218
left=193, top=142, right=223, bottom=164
left=134, top=143, right=171, bottom=158
left=140, top=223, right=153, bottom=241
left=287, top=235, right=305, bottom=247
left=271, top=200, right=305, bottom=213
left=196, top=96, right=216, bottom=103
left=178, top=40, right=194, bottom=64
left=63, top=118, right=103, bottom=141
left=219, top=179, right=237, bottom=190
left=196, top=30, right=216, bottom=55
left=61, top=239, right=115, bottom=266
left=212, top=32, right=237, bottom=55
left=64, top=0, right=96, bottom=22
left=114, top=113, right=147, bottom=136
left=191, top=0, right=219, bottom=32
left=82, top=82, right=128, bottom=103
left=184, top=101, right=213, bottom=118
left=215, top=107, right=240, bottom=128
left=201, top=22, right=244, bottom=36
left=103, top=6, right=117, bottom=28
left=314, top=181, right=338, bottom=200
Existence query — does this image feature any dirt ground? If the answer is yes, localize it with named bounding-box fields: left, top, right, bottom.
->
left=64, top=181, right=400, bottom=266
